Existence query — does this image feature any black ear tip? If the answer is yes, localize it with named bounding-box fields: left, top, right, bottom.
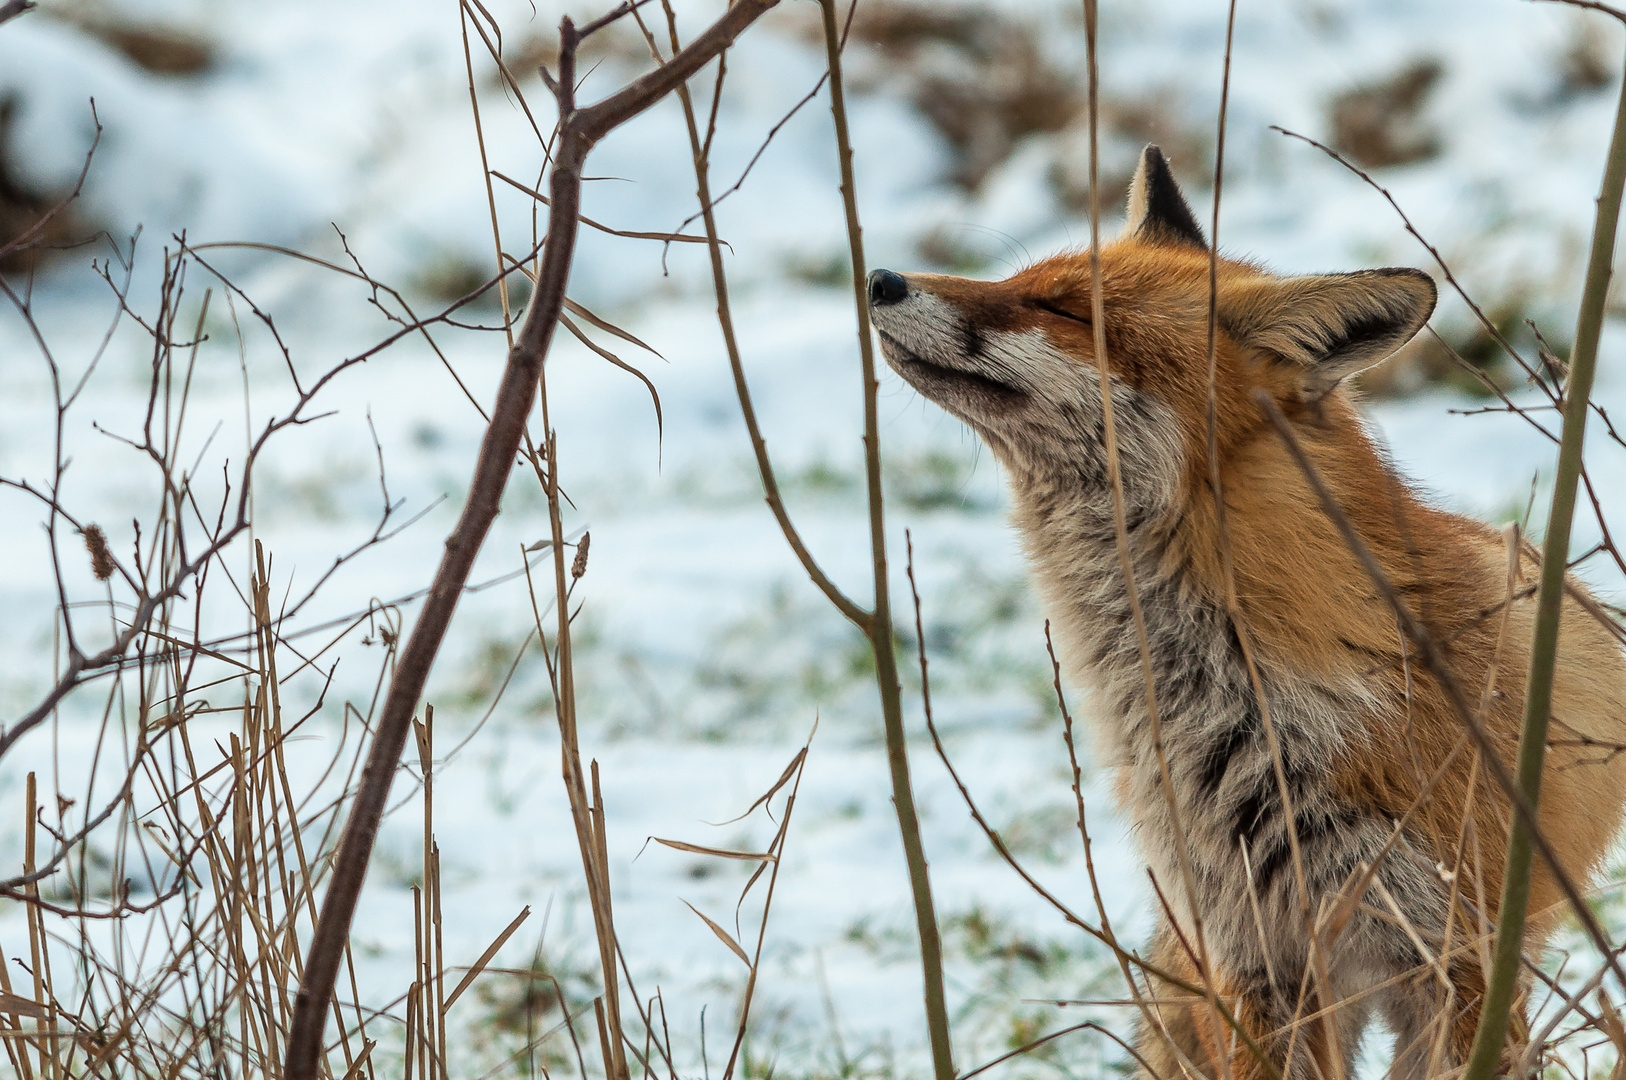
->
left=1140, top=144, right=1175, bottom=181
left=1133, top=144, right=1207, bottom=251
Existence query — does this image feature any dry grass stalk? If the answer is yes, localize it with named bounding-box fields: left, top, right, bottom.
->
left=1080, top=2, right=1264, bottom=1076
left=1198, top=1, right=1352, bottom=1068
left=0, top=186, right=494, bottom=1072
left=0, top=66, right=647, bottom=1073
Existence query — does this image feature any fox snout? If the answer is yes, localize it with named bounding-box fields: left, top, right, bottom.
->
left=859, top=147, right=1620, bottom=1080
left=866, top=268, right=1040, bottom=429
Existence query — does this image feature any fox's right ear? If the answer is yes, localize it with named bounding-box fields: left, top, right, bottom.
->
left=1125, top=145, right=1207, bottom=251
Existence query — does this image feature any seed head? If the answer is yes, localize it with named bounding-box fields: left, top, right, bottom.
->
left=571, top=532, right=591, bottom=581
left=81, top=524, right=114, bottom=581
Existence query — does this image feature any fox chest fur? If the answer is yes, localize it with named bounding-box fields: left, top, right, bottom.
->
left=867, top=146, right=1626, bottom=1079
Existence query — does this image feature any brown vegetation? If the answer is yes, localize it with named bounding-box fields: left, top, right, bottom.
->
left=843, top=2, right=1080, bottom=190
left=1329, top=56, right=1445, bottom=169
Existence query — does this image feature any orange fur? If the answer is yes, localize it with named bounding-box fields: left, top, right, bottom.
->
left=868, top=147, right=1626, bottom=1078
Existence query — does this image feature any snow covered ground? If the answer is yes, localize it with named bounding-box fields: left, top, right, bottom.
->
left=3, top=0, right=1626, bottom=1075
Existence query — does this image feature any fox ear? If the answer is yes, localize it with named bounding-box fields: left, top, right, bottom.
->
left=1125, top=145, right=1207, bottom=250
left=1219, top=268, right=1437, bottom=399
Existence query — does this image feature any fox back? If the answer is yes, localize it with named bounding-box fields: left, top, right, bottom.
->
left=868, top=145, right=1626, bottom=1080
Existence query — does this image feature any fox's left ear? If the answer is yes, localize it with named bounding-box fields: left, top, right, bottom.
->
left=1125, top=145, right=1207, bottom=250
left=1219, top=268, right=1438, bottom=399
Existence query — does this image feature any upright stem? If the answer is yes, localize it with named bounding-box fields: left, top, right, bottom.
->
left=817, top=3, right=954, bottom=1078
left=1461, top=38, right=1626, bottom=1080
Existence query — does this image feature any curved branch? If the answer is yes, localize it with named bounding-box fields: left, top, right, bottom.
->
left=1254, top=392, right=1626, bottom=1004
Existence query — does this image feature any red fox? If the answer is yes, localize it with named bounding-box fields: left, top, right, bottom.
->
left=868, top=145, right=1626, bottom=1080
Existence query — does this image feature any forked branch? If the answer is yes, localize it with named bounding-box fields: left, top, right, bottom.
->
left=281, top=4, right=780, bottom=1077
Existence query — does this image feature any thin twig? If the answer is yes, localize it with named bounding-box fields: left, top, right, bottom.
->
left=656, top=0, right=867, bottom=630
left=1082, top=2, right=1237, bottom=1076
left=904, top=538, right=1282, bottom=1080
left=0, top=103, right=99, bottom=262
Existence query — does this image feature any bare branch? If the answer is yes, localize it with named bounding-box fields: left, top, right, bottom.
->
left=0, top=101, right=99, bottom=262
left=282, top=5, right=782, bottom=1076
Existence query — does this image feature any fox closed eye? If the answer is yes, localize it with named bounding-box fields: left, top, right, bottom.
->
left=1031, top=299, right=1092, bottom=325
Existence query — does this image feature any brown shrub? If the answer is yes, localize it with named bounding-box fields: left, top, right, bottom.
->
left=844, top=2, right=1081, bottom=190
left=1329, top=57, right=1444, bottom=169
left=0, top=97, right=88, bottom=274
left=53, top=5, right=216, bottom=76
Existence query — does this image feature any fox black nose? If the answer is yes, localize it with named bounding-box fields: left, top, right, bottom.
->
left=868, top=269, right=908, bottom=306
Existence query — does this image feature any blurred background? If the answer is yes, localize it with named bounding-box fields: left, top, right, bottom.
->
left=2, top=0, right=1625, bottom=1075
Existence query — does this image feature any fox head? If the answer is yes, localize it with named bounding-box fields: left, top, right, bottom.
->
left=868, top=145, right=1437, bottom=506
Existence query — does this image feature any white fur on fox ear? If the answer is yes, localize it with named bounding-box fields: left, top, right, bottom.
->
left=1125, top=156, right=1151, bottom=235
left=1219, top=268, right=1438, bottom=399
